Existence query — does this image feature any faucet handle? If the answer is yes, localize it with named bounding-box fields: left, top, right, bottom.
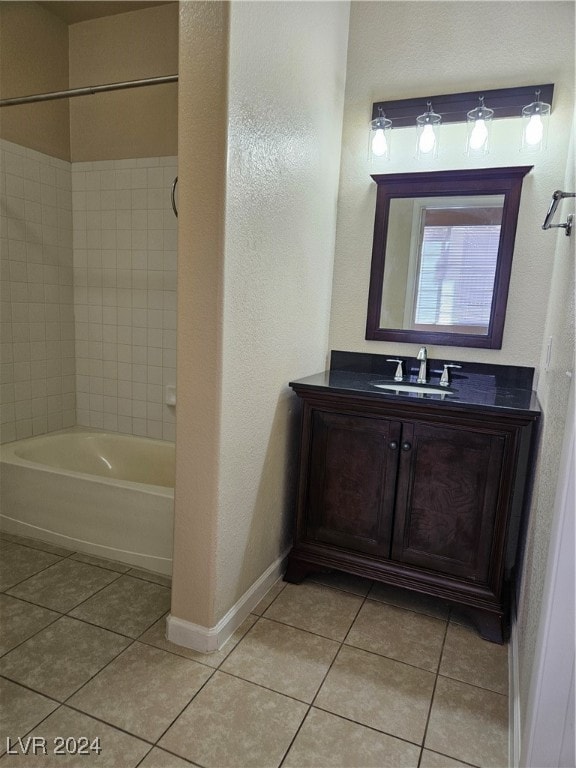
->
left=440, top=363, right=462, bottom=387
left=386, top=358, right=404, bottom=382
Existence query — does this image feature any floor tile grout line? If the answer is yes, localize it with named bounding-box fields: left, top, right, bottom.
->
left=338, top=632, right=447, bottom=677
left=422, top=747, right=482, bottom=768
left=436, top=671, right=510, bottom=697
left=60, top=573, right=170, bottom=637
left=307, top=595, right=367, bottom=709
left=150, top=666, right=218, bottom=752
left=253, top=579, right=287, bottom=616
left=134, top=745, right=157, bottom=768
left=134, top=744, right=198, bottom=768
left=310, top=701, right=429, bottom=750
left=0, top=553, right=73, bottom=593
left=277, top=702, right=313, bottom=768
left=0, top=592, right=66, bottom=617
left=340, top=590, right=449, bottom=674
left=60, top=570, right=129, bottom=615
left=282, top=574, right=451, bottom=625
left=246, top=597, right=450, bottom=682
left=309, top=574, right=374, bottom=598
left=365, top=586, right=452, bottom=623
left=57, top=699, right=158, bottom=746
left=361, top=596, right=450, bottom=622
left=0, top=535, right=78, bottom=559
left=1, top=533, right=172, bottom=585
left=252, top=612, right=347, bottom=645
left=5, top=700, right=68, bottom=752
left=6, top=564, right=126, bottom=616
left=0, top=636, right=138, bottom=711
left=206, top=667, right=321, bottom=709
left=0, top=672, right=65, bottom=707
left=341, top=637, right=444, bottom=675
left=61, top=611, right=168, bottom=642
left=60, top=635, right=138, bottom=710
left=340, top=589, right=369, bottom=646
left=418, top=616, right=450, bottom=766
left=0, top=608, right=62, bottom=660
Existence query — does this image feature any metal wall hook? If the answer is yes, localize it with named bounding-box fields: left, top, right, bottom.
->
left=542, top=190, right=575, bottom=236
left=171, top=176, right=178, bottom=218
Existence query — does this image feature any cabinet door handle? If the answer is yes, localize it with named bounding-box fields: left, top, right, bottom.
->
left=389, top=440, right=398, bottom=450
left=401, top=441, right=412, bottom=451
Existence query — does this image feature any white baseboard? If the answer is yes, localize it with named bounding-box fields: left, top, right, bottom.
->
left=509, top=608, right=521, bottom=768
left=166, top=548, right=290, bottom=652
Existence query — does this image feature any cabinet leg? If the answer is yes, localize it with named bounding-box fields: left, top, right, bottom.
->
left=457, top=606, right=508, bottom=644
left=284, top=557, right=323, bottom=584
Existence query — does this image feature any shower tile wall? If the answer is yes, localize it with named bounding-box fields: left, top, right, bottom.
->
left=72, top=157, right=177, bottom=441
left=0, top=139, right=75, bottom=444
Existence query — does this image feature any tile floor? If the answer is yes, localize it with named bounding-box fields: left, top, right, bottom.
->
left=0, top=532, right=509, bottom=767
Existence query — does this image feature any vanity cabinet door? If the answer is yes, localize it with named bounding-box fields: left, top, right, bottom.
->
left=391, top=421, right=506, bottom=582
left=305, top=409, right=401, bottom=557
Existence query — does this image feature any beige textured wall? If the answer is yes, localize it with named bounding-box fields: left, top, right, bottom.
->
left=171, top=0, right=350, bottom=628
left=171, top=0, right=229, bottom=627
left=517, top=112, right=575, bottom=736
left=68, top=3, right=178, bottom=161
left=215, top=0, right=350, bottom=617
left=329, top=1, right=575, bottom=368
left=0, top=2, right=70, bottom=160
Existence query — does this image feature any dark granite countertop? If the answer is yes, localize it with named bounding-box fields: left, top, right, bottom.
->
left=289, top=351, right=541, bottom=416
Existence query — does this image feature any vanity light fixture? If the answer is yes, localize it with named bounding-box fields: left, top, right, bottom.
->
left=416, top=102, right=441, bottom=159
left=371, top=84, right=554, bottom=161
left=466, top=96, right=493, bottom=156
left=369, top=107, right=392, bottom=160
left=521, top=90, right=550, bottom=152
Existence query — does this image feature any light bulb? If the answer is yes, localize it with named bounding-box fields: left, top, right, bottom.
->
left=371, top=128, right=388, bottom=157
left=525, top=114, right=544, bottom=146
left=419, top=124, right=436, bottom=154
left=469, top=119, right=488, bottom=151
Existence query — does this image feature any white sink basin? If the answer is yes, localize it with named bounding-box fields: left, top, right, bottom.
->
left=374, top=383, right=452, bottom=396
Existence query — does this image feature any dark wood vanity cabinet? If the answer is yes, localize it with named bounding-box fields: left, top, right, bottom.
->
left=285, top=387, right=538, bottom=643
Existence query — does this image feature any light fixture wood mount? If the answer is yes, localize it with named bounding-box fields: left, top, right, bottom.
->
left=372, top=84, right=554, bottom=127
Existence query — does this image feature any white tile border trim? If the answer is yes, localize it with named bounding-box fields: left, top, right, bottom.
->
left=165, top=547, right=290, bottom=652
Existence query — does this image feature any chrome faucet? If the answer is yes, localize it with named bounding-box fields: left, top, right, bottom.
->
left=416, top=346, right=428, bottom=384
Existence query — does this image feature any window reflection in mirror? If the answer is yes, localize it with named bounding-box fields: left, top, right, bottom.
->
left=381, top=195, right=505, bottom=334
left=366, top=167, right=532, bottom=349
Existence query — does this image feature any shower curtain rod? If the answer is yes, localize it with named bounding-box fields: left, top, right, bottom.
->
left=0, top=74, right=178, bottom=108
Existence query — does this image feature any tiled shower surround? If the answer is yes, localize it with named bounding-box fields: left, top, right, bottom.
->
left=0, top=140, right=76, bottom=443
left=72, top=157, right=178, bottom=441
left=0, top=140, right=178, bottom=443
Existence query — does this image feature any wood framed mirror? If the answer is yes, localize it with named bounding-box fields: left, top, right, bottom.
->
left=366, top=166, right=532, bottom=348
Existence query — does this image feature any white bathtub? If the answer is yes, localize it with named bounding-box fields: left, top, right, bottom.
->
left=0, top=429, right=175, bottom=575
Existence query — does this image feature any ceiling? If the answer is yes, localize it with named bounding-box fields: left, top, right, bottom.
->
left=37, top=1, right=175, bottom=25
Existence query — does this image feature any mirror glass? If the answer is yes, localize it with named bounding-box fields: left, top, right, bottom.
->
left=380, top=195, right=504, bottom=334
left=366, top=167, right=532, bottom=349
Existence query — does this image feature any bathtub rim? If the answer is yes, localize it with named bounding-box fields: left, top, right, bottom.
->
left=0, top=427, right=175, bottom=497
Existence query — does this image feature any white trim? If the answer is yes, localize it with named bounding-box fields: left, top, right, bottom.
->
left=165, top=548, right=290, bottom=652
left=509, top=606, right=522, bottom=768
